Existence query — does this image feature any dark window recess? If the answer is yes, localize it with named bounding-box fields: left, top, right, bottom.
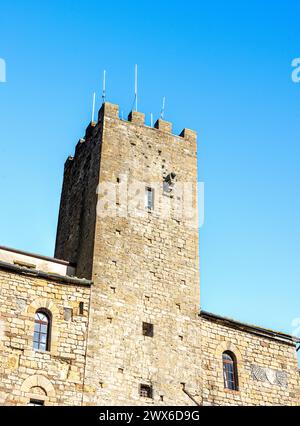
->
left=79, top=302, right=84, bottom=315
left=33, top=310, right=51, bottom=352
left=145, top=187, right=154, bottom=210
left=29, top=399, right=44, bottom=406
left=143, top=322, right=154, bottom=337
left=223, top=351, right=239, bottom=391
left=140, top=384, right=153, bottom=399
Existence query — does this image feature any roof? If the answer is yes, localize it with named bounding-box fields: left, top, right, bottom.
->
left=0, top=245, right=74, bottom=266
left=200, top=310, right=298, bottom=347
left=0, top=245, right=76, bottom=277
left=0, top=260, right=92, bottom=286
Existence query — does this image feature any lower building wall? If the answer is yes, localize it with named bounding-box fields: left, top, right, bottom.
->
left=81, top=312, right=300, bottom=406
left=0, top=270, right=91, bottom=406
left=81, top=278, right=203, bottom=406
left=0, top=268, right=299, bottom=406
left=200, top=316, right=300, bottom=406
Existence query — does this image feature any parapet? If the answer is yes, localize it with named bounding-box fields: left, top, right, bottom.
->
left=85, top=121, right=97, bottom=139
left=154, top=119, right=172, bottom=133
left=180, top=128, right=197, bottom=142
left=64, top=156, right=74, bottom=170
left=98, top=102, right=119, bottom=120
left=98, top=102, right=196, bottom=140
left=65, top=101, right=197, bottom=165
left=128, top=111, right=145, bottom=125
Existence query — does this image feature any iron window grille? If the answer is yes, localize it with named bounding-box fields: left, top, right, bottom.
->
left=140, top=384, right=153, bottom=399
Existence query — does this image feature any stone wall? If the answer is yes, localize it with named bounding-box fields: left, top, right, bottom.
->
left=79, top=103, right=202, bottom=405
left=54, top=121, right=103, bottom=280
left=200, top=312, right=300, bottom=406
left=0, top=268, right=91, bottom=406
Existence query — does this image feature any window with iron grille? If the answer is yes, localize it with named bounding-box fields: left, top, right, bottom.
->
left=142, top=322, right=154, bottom=337
left=222, top=351, right=238, bottom=391
left=33, top=309, right=51, bottom=352
left=140, top=384, right=153, bottom=398
left=145, top=187, right=154, bottom=211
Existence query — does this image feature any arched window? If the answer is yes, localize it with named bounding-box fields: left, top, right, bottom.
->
left=222, top=351, right=238, bottom=391
left=33, top=310, right=51, bottom=352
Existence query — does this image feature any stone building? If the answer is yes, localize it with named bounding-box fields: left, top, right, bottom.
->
left=0, top=102, right=299, bottom=406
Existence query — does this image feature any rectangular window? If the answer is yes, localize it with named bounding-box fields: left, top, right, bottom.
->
left=142, top=322, right=154, bottom=337
left=79, top=302, right=84, bottom=315
left=29, top=399, right=44, bottom=406
left=140, top=384, right=153, bottom=399
left=145, top=187, right=154, bottom=211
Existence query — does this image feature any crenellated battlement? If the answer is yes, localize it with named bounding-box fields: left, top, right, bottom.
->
left=100, top=101, right=197, bottom=140
left=64, top=102, right=197, bottom=166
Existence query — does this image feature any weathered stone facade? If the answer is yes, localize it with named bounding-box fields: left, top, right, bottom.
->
left=200, top=312, right=299, bottom=405
left=0, top=256, right=91, bottom=406
left=0, top=102, right=299, bottom=405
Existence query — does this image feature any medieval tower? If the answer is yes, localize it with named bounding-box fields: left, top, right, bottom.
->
left=0, top=102, right=299, bottom=405
left=55, top=102, right=201, bottom=405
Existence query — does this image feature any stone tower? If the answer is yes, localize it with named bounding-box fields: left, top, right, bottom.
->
left=55, top=102, right=202, bottom=405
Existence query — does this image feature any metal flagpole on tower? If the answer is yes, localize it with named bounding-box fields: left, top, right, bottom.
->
left=91, top=92, right=96, bottom=123
left=102, top=70, right=106, bottom=104
left=160, top=96, right=166, bottom=119
left=135, top=64, right=138, bottom=112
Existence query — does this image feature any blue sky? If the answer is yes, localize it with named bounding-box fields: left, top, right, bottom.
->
left=0, top=0, right=300, bottom=336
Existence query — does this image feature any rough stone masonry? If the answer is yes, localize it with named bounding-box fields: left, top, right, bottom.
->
left=0, top=102, right=299, bottom=405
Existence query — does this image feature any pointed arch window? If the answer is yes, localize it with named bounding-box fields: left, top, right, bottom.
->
left=222, top=351, right=238, bottom=391
left=33, top=309, right=51, bottom=352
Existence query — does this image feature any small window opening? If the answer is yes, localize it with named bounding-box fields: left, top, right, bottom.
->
left=145, top=187, right=154, bottom=211
left=140, top=384, right=153, bottom=399
left=79, top=302, right=84, bottom=315
left=29, top=399, right=44, bottom=406
left=143, top=322, right=154, bottom=337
